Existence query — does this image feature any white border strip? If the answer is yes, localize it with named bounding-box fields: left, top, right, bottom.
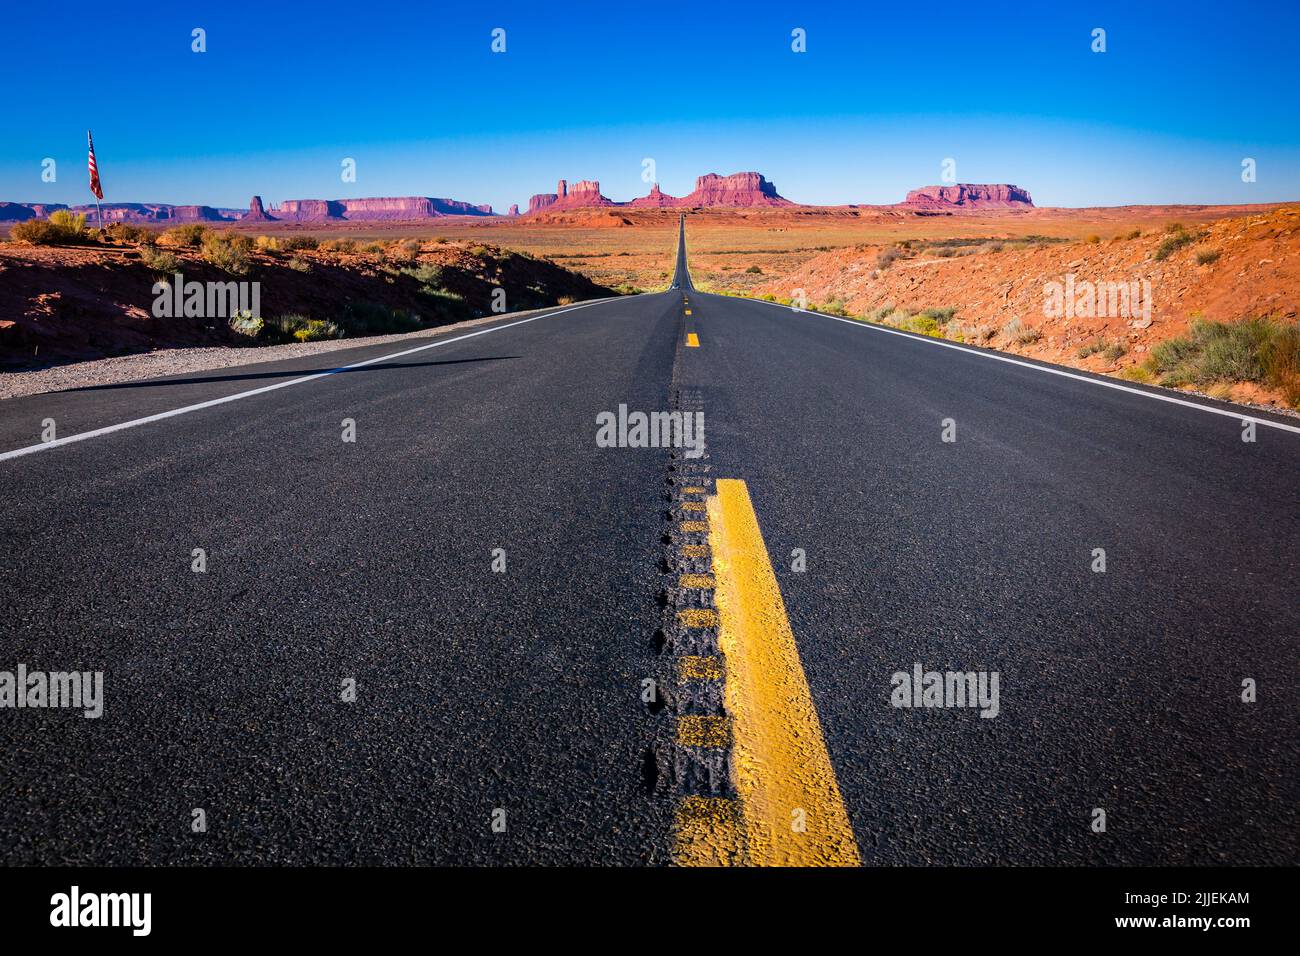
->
left=0, top=299, right=615, bottom=463
left=736, top=296, right=1300, bottom=435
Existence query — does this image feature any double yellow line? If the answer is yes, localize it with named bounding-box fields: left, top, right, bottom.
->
left=675, top=479, right=859, bottom=866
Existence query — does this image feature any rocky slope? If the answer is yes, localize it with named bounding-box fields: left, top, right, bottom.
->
left=748, top=205, right=1299, bottom=405
left=0, top=236, right=610, bottom=367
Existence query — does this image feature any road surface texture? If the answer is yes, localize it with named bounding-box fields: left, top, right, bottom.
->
left=1, top=219, right=1295, bottom=865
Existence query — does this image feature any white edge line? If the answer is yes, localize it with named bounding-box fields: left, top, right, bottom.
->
left=0, top=297, right=623, bottom=463
left=731, top=295, right=1300, bottom=436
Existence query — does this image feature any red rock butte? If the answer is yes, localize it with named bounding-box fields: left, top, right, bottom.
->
left=251, top=196, right=495, bottom=222
left=903, top=184, right=1034, bottom=209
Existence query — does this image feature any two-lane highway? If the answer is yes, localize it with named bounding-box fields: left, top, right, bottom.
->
left=1, top=218, right=1295, bottom=865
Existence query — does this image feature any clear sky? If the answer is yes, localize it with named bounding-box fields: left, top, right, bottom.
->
left=4, top=0, right=1298, bottom=211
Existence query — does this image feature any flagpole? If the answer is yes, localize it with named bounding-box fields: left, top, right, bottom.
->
left=87, top=130, right=103, bottom=233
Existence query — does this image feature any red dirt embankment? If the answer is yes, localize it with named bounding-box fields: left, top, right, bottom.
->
left=0, top=237, right=609, bottom=368
left=753, top=206, right=1300, bottom=405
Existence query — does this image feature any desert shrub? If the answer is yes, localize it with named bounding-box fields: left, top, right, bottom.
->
left=49, top=210, right=87, bottom=236
left=260, top=314, right=307, bottom=343
left=1086, top=234, right=1100, bottom=244
left=254, top=235, right=280, bottom=252
left=293, top=318, right=343, bottom=342
left=1140, top=317, right=1299, bottom=403
left=1126, top=228, right=1143, bottom=240
left=987, top=243, right=1004, bottom=253
left=201, top=230, right=252, bottom=274
left=936, top=247, right=957, bottom=258
left=745, top=265, right=763, bottom=274
left=876, top=246, right=904, bottom=270
left=228, top=311, right=264, bottom=338
left=1153, top=228, right=1201, bottom=261
left=1261, top=322, right=1300, bottom=406
left=361, top=242, right=385, bottom=254
left=164, top=223, right=208, bottom=247
left=1196, top=248, right=1221, bottom=266
left=1103, top=341, right=1128, bottom=362
left=320, top=238, right=357, bottom=254
left=892, top=313, right=941, bottom=336
left=1164, top=222, right=1186, bottom=234
left=140, top=245, right=180, bottom=274
left=921, top=306, right=957, bottom=324
left=286, top=256, right=311, bottom=273
left=1077, top=339, right=1106, bottom=358
left=107, top=222, right=149, bottom=243
left=402, top=262, right=444, bottom=286
left=12, top=211, right=90, bottom=245
left=1002, top=317, right=1042, bottom=344
left=280, top=234, right=319, bottom=251
left=467, top=244, right=491, bottom=257
left=10, top=219, right=64, bottom=244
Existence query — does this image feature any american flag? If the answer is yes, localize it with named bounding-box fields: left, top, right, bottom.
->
left=87, top=130, right=103, bottom=200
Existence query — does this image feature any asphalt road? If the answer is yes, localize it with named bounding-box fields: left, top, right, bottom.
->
left=1, top=218, right=1296, bottom=864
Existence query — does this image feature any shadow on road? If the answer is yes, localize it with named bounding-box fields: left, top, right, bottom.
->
left=60, top=356, right=521, bottom=392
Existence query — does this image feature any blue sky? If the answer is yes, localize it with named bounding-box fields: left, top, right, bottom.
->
left=3, top=0, right=1298, bottom=210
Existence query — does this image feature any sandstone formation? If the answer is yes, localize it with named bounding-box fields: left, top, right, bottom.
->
left=679, top=172, right=792, bottom=207
left=265, top=196, right=495, bottom=221
left=628, top=184, right=680, bottom=207
left=528, top=191, right=558, bottom=213
left=241, top=196, right=275, bottom=222
left=528, top=172, right=792, bottom=212
left=903, top=184, right=1034, bottom=209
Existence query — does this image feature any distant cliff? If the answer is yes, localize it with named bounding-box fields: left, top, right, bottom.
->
left=902, top=184, right=1034, bottom=209
left=256, top=196, right=495, bottom=222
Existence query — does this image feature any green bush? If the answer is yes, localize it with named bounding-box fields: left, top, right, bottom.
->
left=49, top=210, right=87, bottom=236
left=140, top=245, right=180, bottom=274
left=1141, top=317, right=1300, bottom=404
left=200, top=231, right=252, bottom=274
left=745, top=265, right=763, bottom=274
left=164, top=223, right=208, bottom=247
left=402, top=262, right=444, bottom=286
left=228, top=311, right=264, bottom=338
left=1153, top=226, right=1203, bottom=261
left=11, top=210, right=88, bottom=244
left=293, top=318, right=343, bottom=342
left=10, top=219, right=64, bottom=244
left=920, top=306, right=957, bottom=324
left=107, top=222, right=150, bottom=243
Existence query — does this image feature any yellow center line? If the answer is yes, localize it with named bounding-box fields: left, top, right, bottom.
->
left=680, top=478, right=860, bottom=867
left=686, top=332, right=699, bottom=347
